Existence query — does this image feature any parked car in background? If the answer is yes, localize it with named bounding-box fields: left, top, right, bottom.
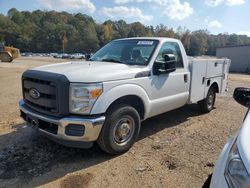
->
left=50, top=53, right=58, bottom=57
left=210, top=87, right=250, bottom=188
left=21, top=52, right=33, bottom=57
left=53, top=53, right=85, bottom=59
left=70, top=53, right=85, bottom=59
left=54, top=54, right=61, bottom=58
left=53, top=53, right=66, bottom=58
left=61, top=53, right=70, bottom=59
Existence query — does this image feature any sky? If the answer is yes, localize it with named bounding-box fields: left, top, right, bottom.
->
left=0, top=0, right=249, bottom=36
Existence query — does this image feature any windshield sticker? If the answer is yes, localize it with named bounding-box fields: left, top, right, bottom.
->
left=137, top=41, right=154, bottom=45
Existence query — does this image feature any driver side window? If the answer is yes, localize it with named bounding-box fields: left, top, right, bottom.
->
left=156, top=42, right=184, bottom=68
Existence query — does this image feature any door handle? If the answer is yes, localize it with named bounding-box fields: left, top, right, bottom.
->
left=202, top=77, right=205, bottom=84
left=184, top=74, right=188, bottom=83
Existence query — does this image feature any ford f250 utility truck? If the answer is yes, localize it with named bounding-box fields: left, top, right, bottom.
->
left=19, top=37, right=230, bottom=155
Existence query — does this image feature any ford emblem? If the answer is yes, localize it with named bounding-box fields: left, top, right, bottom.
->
left=29, top=88, right=40, bottom=99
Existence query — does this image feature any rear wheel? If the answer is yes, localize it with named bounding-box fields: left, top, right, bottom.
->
left=198, top=86, right=216, bottom=113
left=97, top=104, right=140, bottom=155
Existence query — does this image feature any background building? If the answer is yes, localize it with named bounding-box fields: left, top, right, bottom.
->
left=217, top=45, right=250, bottom=73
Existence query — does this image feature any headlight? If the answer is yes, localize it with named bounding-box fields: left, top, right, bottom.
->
left=69, top=83, right=103, bottom=114
left=225, top=140, right=250, bottom=188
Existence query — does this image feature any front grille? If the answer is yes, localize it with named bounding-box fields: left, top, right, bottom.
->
left=22, top=70, right=70, bottom=117
left=23, top=77, right=58, bottom=113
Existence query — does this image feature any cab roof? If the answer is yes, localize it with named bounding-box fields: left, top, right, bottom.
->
left=114, top=37, right=181, bottom=43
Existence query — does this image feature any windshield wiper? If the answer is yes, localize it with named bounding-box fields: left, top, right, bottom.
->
left=101, top=58, right=124, bottom=64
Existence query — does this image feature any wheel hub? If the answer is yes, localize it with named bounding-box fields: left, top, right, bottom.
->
left=208, top=95, right=213, bottom=104
left=117, top=123, right=130, bottom=139
left=207, top=91, right=215, bottom=108
left=113, top=116, right=135, bottom=145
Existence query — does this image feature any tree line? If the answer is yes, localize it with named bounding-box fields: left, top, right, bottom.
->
left=1, top=8, right=250, bottom=56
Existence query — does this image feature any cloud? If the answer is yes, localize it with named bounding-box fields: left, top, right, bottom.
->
left=205, top=0, right=245, bottom=6
left=114, top=0, right=193, bottom=21
left=226, top=0, right=245, bottom=6
left=163, top=1, right=193, bottom=21
left=237, top=31, right=250, bottom=36
left=38, top=0, right=96, bottom=13
left=205, top=0, right=224, bottom=6
left=207, top=20, right=222, bottom=28
left=114, top=0, right=169, bottom=5
left=114, top=0, right=132, bottom=3
left=100, top=6, right=153, bottom=22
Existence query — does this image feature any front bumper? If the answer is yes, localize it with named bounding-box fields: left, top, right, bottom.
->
left=19, top=100, right=105, bottom=148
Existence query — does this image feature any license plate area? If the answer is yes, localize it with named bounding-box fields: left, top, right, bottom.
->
left=26, top=114, right=39, bottom=129
left=23, top=113, right=58, bottom=135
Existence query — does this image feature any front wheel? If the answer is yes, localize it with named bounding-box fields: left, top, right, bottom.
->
left=198, top=86, right=216, bottom=113
left=97, top=104, right=141, bottom=155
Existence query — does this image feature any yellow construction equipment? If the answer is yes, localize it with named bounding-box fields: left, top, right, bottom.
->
left=0, top=43, right=20, bottom=62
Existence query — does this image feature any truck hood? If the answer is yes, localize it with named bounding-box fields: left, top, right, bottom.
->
left=30, top=61, right=147, bottom=82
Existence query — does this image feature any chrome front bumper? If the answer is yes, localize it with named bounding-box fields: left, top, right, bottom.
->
left=19, top=100, right=105, bottom=148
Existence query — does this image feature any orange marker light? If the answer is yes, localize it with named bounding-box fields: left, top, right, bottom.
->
left=90, top=89, right=102, bottom=99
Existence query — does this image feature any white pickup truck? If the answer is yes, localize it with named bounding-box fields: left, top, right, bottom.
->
left=19, top=37, right=230, bottom=154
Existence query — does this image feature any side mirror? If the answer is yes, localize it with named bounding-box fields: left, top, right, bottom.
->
left=153, top=54, right=176, bottom=75
left=233, top=87, right=250, bottom=107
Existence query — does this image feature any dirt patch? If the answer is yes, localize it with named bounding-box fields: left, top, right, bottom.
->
left=0, top=135, right=82, bottom=179
left=161, top=156, right=179, bottom=170
left=60, top=173, right=94, bottom=188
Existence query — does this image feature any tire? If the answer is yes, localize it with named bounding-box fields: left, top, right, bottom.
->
left=198, top=86, right=216, bottom=113
left=0, top=52, right=13, bottom=62
left=97, top=104, right=141, bottom=155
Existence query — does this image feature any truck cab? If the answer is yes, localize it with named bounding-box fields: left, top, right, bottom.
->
left=19, top=37, right=230, bottom=155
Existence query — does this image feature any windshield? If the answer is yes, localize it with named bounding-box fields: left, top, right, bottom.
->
left=90, top=39, right=159, bottom=65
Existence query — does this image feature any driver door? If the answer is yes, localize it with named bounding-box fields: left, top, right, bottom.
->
left=149, top=42, right=189, bottom=117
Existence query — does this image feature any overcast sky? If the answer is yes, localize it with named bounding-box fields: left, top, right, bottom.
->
left=0, top=0, right=249, bottom=36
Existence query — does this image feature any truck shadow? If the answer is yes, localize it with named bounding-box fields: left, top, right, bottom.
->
left=139, top=104, right=202, bottom=140
left=0, top=104, right=203, bottom=187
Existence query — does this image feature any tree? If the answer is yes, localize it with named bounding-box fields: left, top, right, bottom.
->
left=154, top=24, right=175, bottom=38
left=97, top=23, right=114, bottom=46
left=128, top=22, right=148, bottom=37
left=226, top=34, right=242, bottom=46
left=1, top=9, right=250, bottom=55
left=180, top=30, right=191, bottom=52
left=188, top=30, right=209, bottom=56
